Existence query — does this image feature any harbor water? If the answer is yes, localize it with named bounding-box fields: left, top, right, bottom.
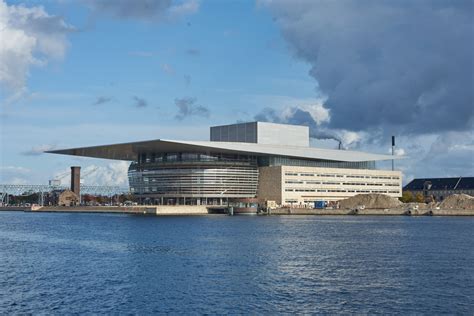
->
left=0, top=212, right=473, bottom=314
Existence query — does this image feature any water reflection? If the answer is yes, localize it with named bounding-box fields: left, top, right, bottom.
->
left=0, top=212, right=473, bottom=314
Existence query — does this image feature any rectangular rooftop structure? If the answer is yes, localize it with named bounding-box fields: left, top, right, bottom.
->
left=210, top=121, right=310, bottom=147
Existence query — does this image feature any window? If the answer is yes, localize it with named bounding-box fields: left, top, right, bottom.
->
left=166, top=153, right=178, bottom=161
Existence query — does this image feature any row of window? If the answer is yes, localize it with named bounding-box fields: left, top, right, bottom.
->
left=136, top=152, right=258, bottom=164
left=259, top=157, right=376, bottom=169
left=285, top=188, right=400, bottom=194
left=284, top=180, right=400, bottom=186
left=284, top=172, right=400, bottom=180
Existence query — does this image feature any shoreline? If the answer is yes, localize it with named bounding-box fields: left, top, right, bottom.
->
left=1, top=206, right=473, bottom=216
left=269, top=208, right=474, bottom=216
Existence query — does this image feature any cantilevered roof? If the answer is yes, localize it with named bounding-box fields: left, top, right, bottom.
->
left=47, top=139, right=404, bottom=162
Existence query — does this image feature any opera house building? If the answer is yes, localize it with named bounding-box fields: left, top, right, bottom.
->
left=49, top=122, right=402, bottom=206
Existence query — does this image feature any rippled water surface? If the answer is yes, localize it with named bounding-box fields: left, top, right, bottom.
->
left=0, top=212, right=473, bottom=314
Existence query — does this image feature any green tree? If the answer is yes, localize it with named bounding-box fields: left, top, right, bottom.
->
left=400, top=191, right=414, bottom=203
left=415, top=192, right=425, bottom=203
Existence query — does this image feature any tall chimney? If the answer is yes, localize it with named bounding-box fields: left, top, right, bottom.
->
left=71, top=166, right=81, bottom=197
left=391, top=136, right=395, bottom=171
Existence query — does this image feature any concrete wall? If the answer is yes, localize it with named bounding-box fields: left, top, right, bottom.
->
left=154, top=205, right=208, bottom=215
left=210, top=122, right=257, bottom=143
left=270, top=208, right=474, bottom=216
left=257, top=166, right=283, bottom=204
left=256, top=122, right=309, bottom=147
left=19, top=205, right=209, bottom=215
left=210, top=122, right=309, bottom=147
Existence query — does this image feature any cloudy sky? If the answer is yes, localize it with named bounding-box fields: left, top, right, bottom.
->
left=1, top=0, right=473, bottom=186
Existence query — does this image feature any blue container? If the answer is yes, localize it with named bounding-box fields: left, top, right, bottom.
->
left=314, top=201, right=325, bottom=209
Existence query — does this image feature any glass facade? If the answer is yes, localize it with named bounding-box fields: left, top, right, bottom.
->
left=129, top=151, right=379, bottom=203
left=128, top=152, right=259, bottom=200
left=258, top=156, right=376, bottom=169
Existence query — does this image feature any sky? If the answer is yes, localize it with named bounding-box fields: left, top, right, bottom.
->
left=0, top=0, right=473, bottom=187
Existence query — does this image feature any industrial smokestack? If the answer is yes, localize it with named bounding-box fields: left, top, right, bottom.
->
left=391, top=136, right=395, bottom=171
left=71, top=166, right=81, bottom=198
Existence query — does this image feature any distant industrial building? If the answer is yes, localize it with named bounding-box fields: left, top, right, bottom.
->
left=45, top=189, right=79, bottom=206
left=48, top=122, right=402, bottom=207
left=404, top=177, right=474, bottom=201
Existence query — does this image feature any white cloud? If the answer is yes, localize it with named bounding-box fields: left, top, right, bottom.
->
left=394, top=148, right=406, bottom=156
left=82, top=162, right=130, bottom=186
left=53, top=162, right=130, bottom=187
left=0, top=0, right=73, bottom=101
left=261, top=1, right=473, bottom=134
left=0, top=166, right=31, bottom=174
left=336, top=130, right=363, bottom=148
left=21, top=144, right=57, bottom=156
left=281, top=102, right=330, bottom=126
left=168, top=0, right=199, bottom=20
left=0, top=166, right=31, bottom=184
left=253, top=98, right=366, bottom=148
left=9, top=177, right=29, bottom=185
left=426, top=131, right=474, bottom=157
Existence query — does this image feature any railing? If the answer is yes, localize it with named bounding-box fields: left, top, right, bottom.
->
left=0, top=184, right=130, bottom=196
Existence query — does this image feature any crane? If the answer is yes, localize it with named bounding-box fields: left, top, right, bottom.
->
left=49, top=166, right=99, bottom=186
left=49, top=170, right=70, bottom=186
left=80, top=166, right=99, bottom=184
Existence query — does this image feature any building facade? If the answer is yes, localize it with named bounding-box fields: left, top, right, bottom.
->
left=49, top=122, right=403, bottom=206
left=404, top=177, right=474, bottom=201
left=258, top=166, right=401, bottom=206
left=127, top=152, right=259, bottom=205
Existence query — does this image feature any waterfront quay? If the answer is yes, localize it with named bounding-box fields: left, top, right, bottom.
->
left=1, top=205, right=473, bottom=216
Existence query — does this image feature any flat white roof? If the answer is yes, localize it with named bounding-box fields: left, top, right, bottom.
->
left=48, top=139, right=403, bottom=162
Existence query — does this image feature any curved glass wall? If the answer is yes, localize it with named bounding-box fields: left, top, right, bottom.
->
left=128, top=152, right=258, bottom=199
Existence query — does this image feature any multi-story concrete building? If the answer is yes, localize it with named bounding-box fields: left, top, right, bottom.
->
left=48, top=122, right=402, bottom=207
left=258, top=165, right=401, bottom=206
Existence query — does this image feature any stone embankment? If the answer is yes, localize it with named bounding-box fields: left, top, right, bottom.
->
left=1, top=194, right=473, bottom=216
left=270, top=208, right=473, bottom=216
left=0, top=205, right=209, bottom=215
left=271, top=193, right=474, bottom=216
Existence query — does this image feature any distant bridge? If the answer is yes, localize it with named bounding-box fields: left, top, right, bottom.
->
left=0, top=184, right=130, bottom=205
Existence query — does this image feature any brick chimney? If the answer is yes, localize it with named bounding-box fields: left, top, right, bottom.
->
left=71, top=166, right=81, bottom=197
